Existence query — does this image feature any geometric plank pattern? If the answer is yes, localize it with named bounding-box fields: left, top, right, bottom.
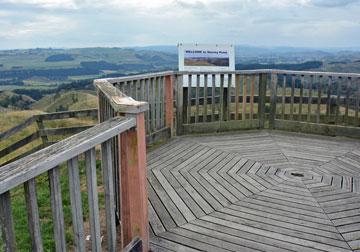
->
left=148, top=131, right=360, bottom=251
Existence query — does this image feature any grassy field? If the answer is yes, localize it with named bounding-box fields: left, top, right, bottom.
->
left=0, top=107, right=97, bottom=165
left=31, top=90, right=98, bottom=112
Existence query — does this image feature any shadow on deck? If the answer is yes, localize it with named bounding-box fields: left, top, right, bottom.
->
left=148, top=130, right=360, bottom=252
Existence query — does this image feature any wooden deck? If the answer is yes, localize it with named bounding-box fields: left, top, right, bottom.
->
left=147, top=130, right=360, bottom=252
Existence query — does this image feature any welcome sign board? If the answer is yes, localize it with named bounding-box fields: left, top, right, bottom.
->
left=178, top=43, right=235, bottom=72
left=178, top=43, right=235, bottom=87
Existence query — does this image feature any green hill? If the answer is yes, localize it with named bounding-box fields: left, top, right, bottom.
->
left=0, top=90, right=35, bottom=109
left=31, top=90, right=97, bottom=112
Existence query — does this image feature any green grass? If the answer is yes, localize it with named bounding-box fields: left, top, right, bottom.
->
left=31, top=90, right=98, bottom=113
left=8, top=159, right=105, bottom=251
left=0, top=109, right=97, bottom=165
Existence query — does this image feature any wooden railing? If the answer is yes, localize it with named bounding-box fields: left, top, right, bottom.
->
left=1, top=68, right=360, bottom=252
left=0, top=81, right=149, bottom=251
left=103, top=69, right=360, bottom=139
left=101, top=71, right=175, bottom=143
left=0, top=109, right=98, bottom=166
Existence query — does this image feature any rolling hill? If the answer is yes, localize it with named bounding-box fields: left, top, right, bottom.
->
left=31, top=90, right=98, bottom=112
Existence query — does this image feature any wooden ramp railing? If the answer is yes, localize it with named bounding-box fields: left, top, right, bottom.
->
left=0, top=81, right=149, bottom=252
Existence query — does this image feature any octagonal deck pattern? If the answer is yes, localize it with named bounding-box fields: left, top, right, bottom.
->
left=147, top=130, right=360, bottom=251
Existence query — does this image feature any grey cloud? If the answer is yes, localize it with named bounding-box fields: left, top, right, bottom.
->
left=310, top=0, right=360, bottom=7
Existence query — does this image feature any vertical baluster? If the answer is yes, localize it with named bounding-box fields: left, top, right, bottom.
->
left=345, top=77, right=351, bottom=125
left=307, top=75, right=313, bottom=122
left=282, top=75, right=286, bottom=119
left=336, top=77, right=341, bottom=125
left=120, top=82, right=125, bottom=93
left=139, top=79, right=144, bottom=100
left=227, top=74, right=232, bottom=120
left=299, top=75, right=304, bottom=120
left=195, top=74, right=200, bottom=123
left=156, top=77, right=161, bottom=130
left=102, top=140, right=117, bottom=251
left=104, top=94, right=108, bottom=121
left=24, top=178, right=43, bottom=252
left=290, top=75, right=295, bottom=120
left=355, top=78, right=359, bottom=127
left=0, top=191, right=16, bottom=251
left=85, top=148, right=101, bottom=252
left=134, top=80, right=138, bottom=100
left=258, top=73, right=267, bottom=129
left=242, top=75, right=247, bottom=120
left=49, top=166, right=66, bottom=252
left=68, top=156, right=85, bottom=252
left=187, top=75, right=192, bottom=124
left=203, top=74, right=208, bottom=122
left=164, top=75, right=174, bottom=135
left=250, top=74, right=255, bottom=120
left=176, top=74, right=184, bottom=135
left=98, top=92, right=103, bottom=123
left=235, top=74, right=240, bottom=120
left=219, top=74, right=224, bottom=121
left=269, top=73, right=278, bottom=129
left=128, top=81, right=132, bottom=97
left=151, top=78, right=156, bottom=131
left=145, top=79, right=150, bottom=134
left=326, top=77, right=332, bottom=123
left=161, top=76, right=166, bottom=128
left=317, top=76, right=322, bottom=124
left=211, top=74, right=216, bottom=122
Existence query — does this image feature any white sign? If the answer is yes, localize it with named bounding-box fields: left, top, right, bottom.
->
left=178, top=43, right=235, bottom=87
left=178, top=43, right=235, bottom=72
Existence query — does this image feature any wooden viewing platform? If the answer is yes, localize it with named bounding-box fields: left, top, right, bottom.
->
left=148, top=131, right=360, bottom=251
left=1, top=69, right=360, bottom=251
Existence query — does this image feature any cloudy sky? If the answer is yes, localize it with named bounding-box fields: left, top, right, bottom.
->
left=0, top=0, right=360, bottom=49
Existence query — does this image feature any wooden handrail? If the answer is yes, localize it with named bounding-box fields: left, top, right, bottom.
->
left=94, top=79, right=148, bottom=114
left=94, top=69, right=360, bottom=140
left=0, top=116, right=135, bottom=194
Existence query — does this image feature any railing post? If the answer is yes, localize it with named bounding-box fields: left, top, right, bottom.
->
left=36, top=115, right=48, bottom=146
left=165, top=75, right=174, bottom=136
left=119, top=112, right=148, bottom=252
left=95, top=80, right=149, bottom=252
left=269, top=73, right=278, bottom=129
left=258, top=73, right=268, bottom=129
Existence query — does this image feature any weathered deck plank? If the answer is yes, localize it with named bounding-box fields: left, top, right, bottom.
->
left=148, top=130, right=360, bottom=251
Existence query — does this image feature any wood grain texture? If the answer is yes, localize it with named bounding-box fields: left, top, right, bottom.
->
left=68, top=157, right=85, bottom=252
left=148, top=131, right=360, bottom=251
left=0, top=117, right=135, bottom=194
left=24, top=179, right=43, bottom=252
left=49, top=167, right=66, bottom=252
left=0, top=191, right=16, bottom=252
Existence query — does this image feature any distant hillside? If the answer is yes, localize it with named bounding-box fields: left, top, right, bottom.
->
left=0, top=47, right=177, bottom=90
left=45, top=54, right=75, bottom=62
left=236, top=61, right=323, bottom=71
left=0, top=91, right=35, bottom=109
left=31, top=90, right=97, bottom=112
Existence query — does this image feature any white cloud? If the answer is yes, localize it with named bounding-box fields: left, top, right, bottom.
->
left=0, top=14, right=76, bottom=38
left=2, top=0, right=77, bottom=9
left=0, top=0, right=360, bottom=48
